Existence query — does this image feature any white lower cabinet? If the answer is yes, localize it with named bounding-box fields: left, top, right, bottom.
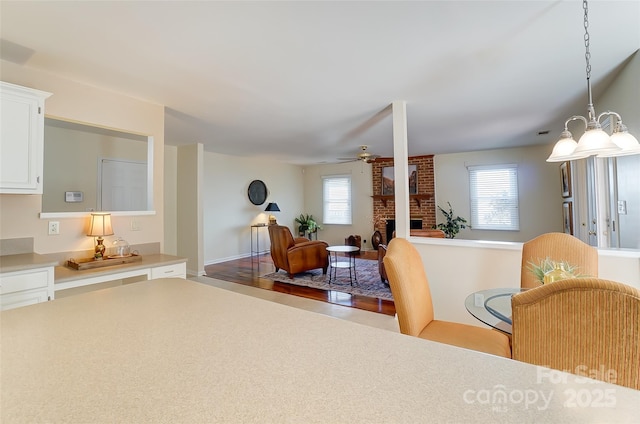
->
left=1, top=267, right=55, bottom=311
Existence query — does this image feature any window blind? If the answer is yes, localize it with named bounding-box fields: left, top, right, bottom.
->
left=468, top=164, right=519, bottom=231
left=322, top=175, right=352, bottom=225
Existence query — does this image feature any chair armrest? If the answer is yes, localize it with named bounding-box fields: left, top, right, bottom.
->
left=294, top=237, right=310, bottom=244
left=378, top=243, right=387, bottom=256
left=290, top=240, right=329, bottom=251
left=287, top=241, right=329, bottom=269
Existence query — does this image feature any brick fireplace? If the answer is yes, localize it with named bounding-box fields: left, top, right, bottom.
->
left=371, top=155, right=436, bottom=245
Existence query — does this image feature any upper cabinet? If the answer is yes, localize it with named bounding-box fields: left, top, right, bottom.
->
left=0, top=81, right=52, bottom=194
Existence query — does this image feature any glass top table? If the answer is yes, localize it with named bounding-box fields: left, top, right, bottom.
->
left=326, top=245, right=359, bottom=285
left=464, top=288, right=526, bottom=335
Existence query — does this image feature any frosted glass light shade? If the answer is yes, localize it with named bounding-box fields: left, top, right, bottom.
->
left=598, top=131, right=640, bottom=157
left=571, top=128, right=620, bottom=157
left=547, top=135, right=589, bottom=162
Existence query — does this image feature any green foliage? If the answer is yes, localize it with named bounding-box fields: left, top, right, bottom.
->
left=295, top=214, right=322, bottom=232
left=433, top=202, right=467, bottom=239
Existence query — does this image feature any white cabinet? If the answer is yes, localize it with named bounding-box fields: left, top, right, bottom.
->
left=0, top=81, right=52, bottom=194
left=1, top=267, right=55, bottom=311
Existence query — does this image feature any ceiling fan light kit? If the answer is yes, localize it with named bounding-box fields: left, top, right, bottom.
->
left=338, top=145, right=381, bottom=163
left=547, top=0, right=639, bottom=162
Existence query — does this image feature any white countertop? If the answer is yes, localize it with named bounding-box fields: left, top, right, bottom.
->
left=2, top=278, right=639, bottom=423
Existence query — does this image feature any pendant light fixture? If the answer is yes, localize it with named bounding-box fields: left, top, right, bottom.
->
left=547, top=0, right=639, bottom=162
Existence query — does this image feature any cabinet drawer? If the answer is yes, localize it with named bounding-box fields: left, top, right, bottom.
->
left=1, top=269, right=50, bottom=295
left=150, top=263, right=186, bottom=279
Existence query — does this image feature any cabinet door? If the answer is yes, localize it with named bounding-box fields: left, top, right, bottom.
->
left=0, top=266, right=54, bottom=311
left=1, top=287, right=50, bottom=311
left=0, top=82, right=51, bottom=194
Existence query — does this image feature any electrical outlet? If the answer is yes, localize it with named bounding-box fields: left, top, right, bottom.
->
left=131, top=218, right=141, bottom=231
left=48, top=221, right=60, bottom=235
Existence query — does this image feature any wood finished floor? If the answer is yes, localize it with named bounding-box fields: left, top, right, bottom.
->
left=204, top=251, right=396, bottom=316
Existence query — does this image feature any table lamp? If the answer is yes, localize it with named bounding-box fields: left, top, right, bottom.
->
left=264, top=202, right=280, bottom=225
left=87, top=213, right=114, bottom=259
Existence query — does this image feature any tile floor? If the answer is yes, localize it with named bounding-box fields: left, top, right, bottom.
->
left=190, top=276, right=400, bottom=333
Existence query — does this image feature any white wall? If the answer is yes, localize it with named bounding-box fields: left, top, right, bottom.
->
left=202, top=152, right=304, bottom=264
left=302, top=161, right=375, bottom=248
left=434, top=144, right=562, bottom=242
left=0, top=61, right=165, bottom=255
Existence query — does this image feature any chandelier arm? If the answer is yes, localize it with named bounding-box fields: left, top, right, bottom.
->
left=564, top=115, right=588, bottom=131
left=596, top=111, right=631, bottom=133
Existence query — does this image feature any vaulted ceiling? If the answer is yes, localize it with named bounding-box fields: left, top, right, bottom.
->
left=1, top=1, right=638, bottom=164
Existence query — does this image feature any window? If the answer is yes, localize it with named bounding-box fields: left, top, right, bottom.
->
left=468, top=164, right=519, bottom=231
left=322, top=175, right=352, bottom=225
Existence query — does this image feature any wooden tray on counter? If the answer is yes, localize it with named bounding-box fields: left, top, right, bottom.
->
left=67, top=254, right=142, bottom=270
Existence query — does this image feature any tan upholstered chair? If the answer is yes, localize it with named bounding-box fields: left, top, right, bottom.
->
left=521, top=232, right=598, bottom=289
left=383, top=238, right=511, bottom=358
left=268, top=225, right=329, bottom=278
left=511, top=278, right=640, bottom=390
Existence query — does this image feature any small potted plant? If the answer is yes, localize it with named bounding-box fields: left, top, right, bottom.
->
left=295, top=214, right=322, bottom=236
left=433, top=202, right=468, bottom=239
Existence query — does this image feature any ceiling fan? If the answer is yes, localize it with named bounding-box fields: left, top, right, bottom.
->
left=337, top=145, right=381, bottom=163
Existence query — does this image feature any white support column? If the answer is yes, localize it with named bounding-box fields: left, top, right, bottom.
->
left=391, top=100, right=410, bottom=239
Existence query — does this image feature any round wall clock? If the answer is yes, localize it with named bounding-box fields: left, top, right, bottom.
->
left=247, top=180, right=268, bottom=205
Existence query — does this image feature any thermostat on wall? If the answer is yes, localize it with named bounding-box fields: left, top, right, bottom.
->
left=65, top=191, right=83, bottom=203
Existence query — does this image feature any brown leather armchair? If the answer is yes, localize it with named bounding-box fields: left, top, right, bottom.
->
left=268, top=225, right=329, bottom=278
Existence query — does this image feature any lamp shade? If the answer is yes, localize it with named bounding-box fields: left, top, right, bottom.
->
left=546, top=131, right=590, bottom=162
left=87, top=213, right=114, bottom=237
left=570, top=128, right=620, bottom=157
left=264, top=202, right=280, bottom=212
left=599, top=131, right=640, bottom=157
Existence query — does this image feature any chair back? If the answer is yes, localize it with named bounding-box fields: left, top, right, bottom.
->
left=521, top=232, right=598, bottom=288
left=268, top=225, right=295, bottom=270
left=512, top=277, right=640, bottom=390
left=383, top=238, right=434, bottom=336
